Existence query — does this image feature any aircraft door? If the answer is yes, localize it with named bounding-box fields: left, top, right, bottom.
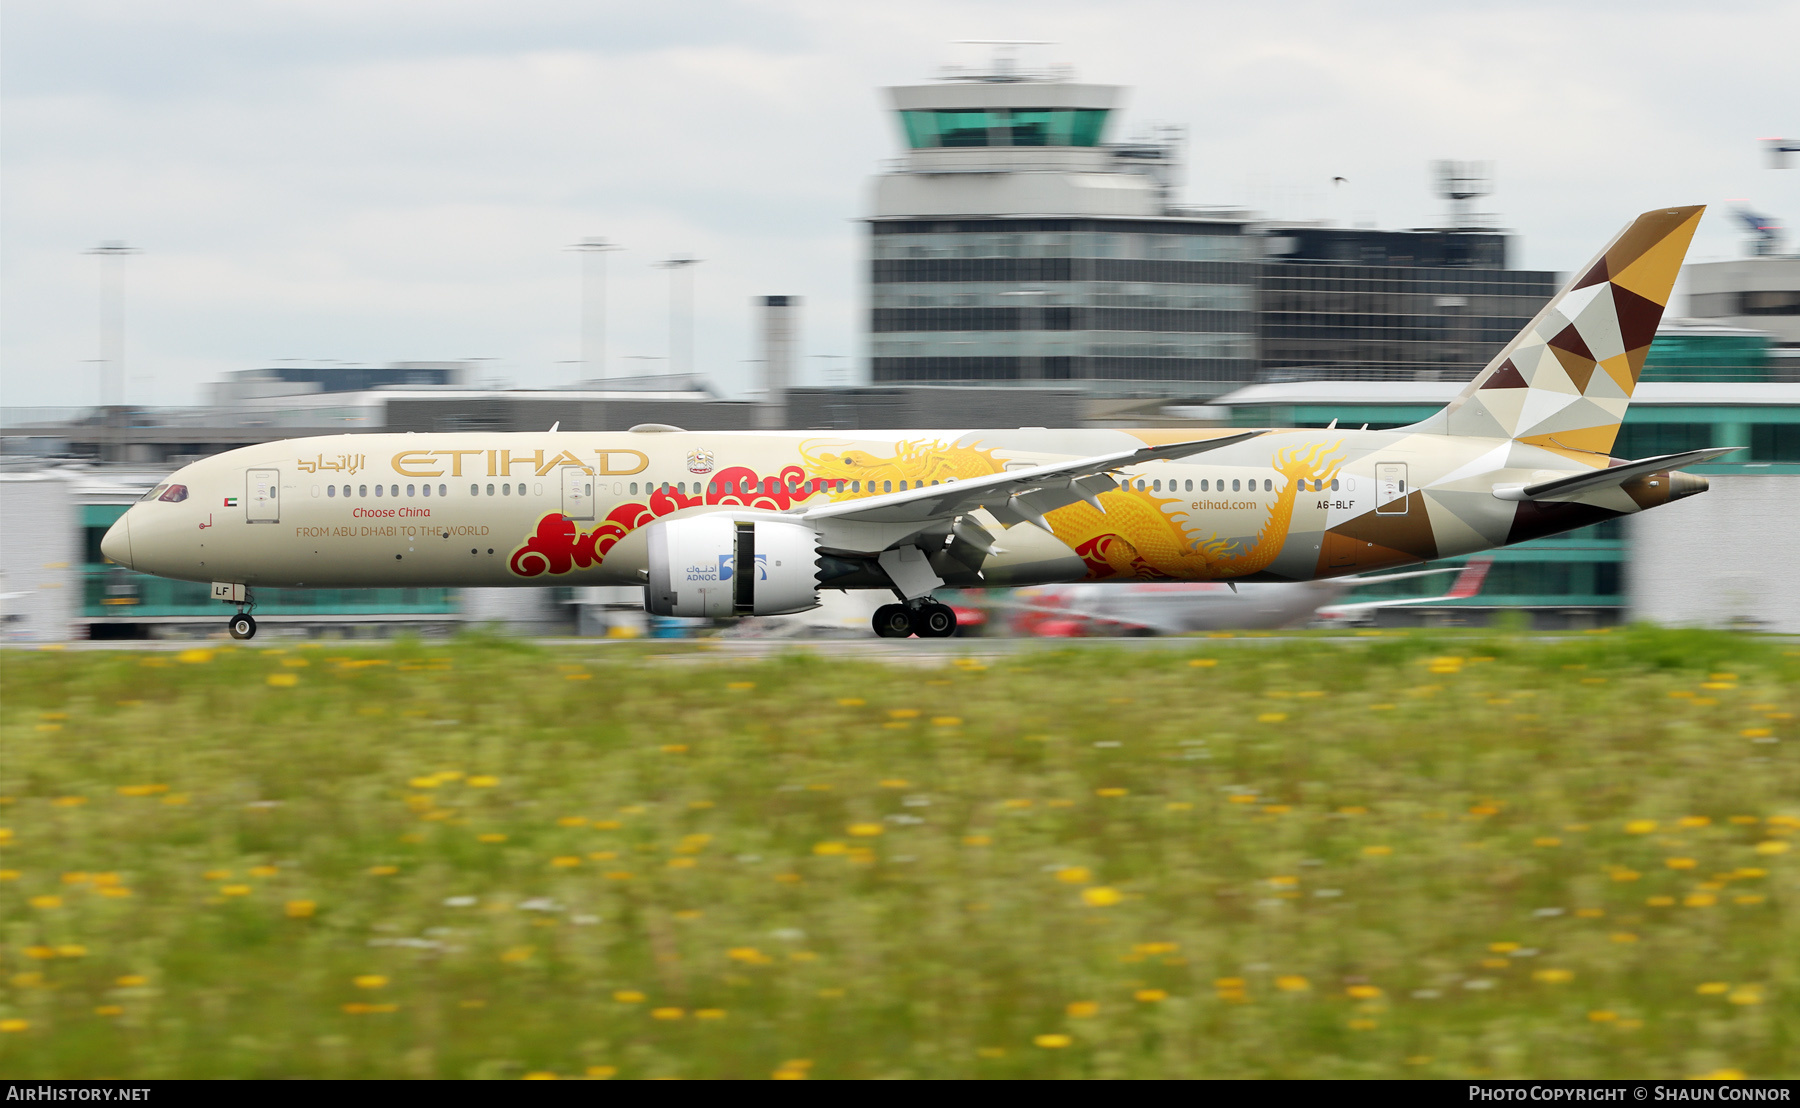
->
left=560, top=466, right=595, bottom=521
left=246, top=469, right=281, bottom=523
left=1375, top=463, right=1408, bottom=515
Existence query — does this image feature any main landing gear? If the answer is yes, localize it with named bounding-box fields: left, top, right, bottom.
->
left=872, top=599, right=958, bottom=639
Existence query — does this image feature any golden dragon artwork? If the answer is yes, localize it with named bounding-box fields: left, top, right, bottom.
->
left=801, top=437, right=1344, bottom=581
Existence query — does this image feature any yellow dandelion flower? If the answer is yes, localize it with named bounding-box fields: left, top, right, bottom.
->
left=931, top=716, right=962, bottom=727
left=1188, top=658, right=1217, bottom=667
left=1610, top=868, right=1641, bottom=882
left=466, top=775, right=499, bottom=787
left=30, top=894, right=64, bottom=909
left=650, top=1007, right=684, bottom=1020
left=499, top=946, right=534, bottom=964
left=266, top=673, right=299, bottom=688
left=1666, top=857, right=1698, bottom=870
left=24, top=946, right=55, bottom=960
left=614, top=990, right=646, bottom=1003
left=1095, top=787, right=1128, bottom=798
left=1646, top=895, right=1676, bottom=907
left=477, top=834, right=507, bottom=844
left=1268, top=875, right=1299, bottom=888
left=812, top=841, right=848, bottom=856
left=963, top=835, right=992, bottom=846
left=1134, top=989, right=1167, bottom=1003
left=1575, top=908, right=1605, bottom=918
left=556, top=816, right=588, bottom=827
left=1348, top=1018, right=1379, bottom=1030
left=248, top=865, right=279, bottom=878
left=1624, top=820, right=1658, bottom=835
left=1034, top=1034, right=1072, bottom=1049
left=726, top=681, right=755, bottom=690
left=1055, top=866, right=1092, bottom=885
left=176, top=648, right=214, bottom=664
left=1685, top=893, right=1718, bottom=907
left=95, top=1005, right=124, bottom=1017
left=1066, top=1001, right=1099, bottom=1018
left=1696, top=982, right=1731, bottom=995
left=1610, top=932, right=1639, bottom=943
left=1166, top=801, right=1193, bottom=811
left=1362, top=845, right=1393, bottom=856
left=1754, top=841, right=1789, bottom=855
left=1345, top=985, right=1383, bottom=999
left=1275, top=975, right=1310, bottom=992
left=1678, top=816, right=1712, bottom=828
left=52, top=796, right=87, bottom=808
left=837, top=697, right=866, bottom=707
left=521, top=1072, right=558, bottom=1080
left=1734, top=894, right=1766, bottom=905
left=1533, top=969, right=1574, bottom=984
left=550, top=856, right=582, bottom=868
left=0, top=1019, right=29, bottom=1033
left=847, top=823, right=883, bottom=838
left=366, top=866, right=398, bottom=877
left=586, top=1066, right=617, bottom=1079
left=1727, top=987, right=1763, bottom=1006
left=1257, top=712, right=1288, bottom=723
left=55, top=945, right=86, bottom=958
left=354, top=975, right=389, bottom=989
left=1081, top=887, right=1122, bottom=907
left=887, top=709, right=920, bottom=720
left=1588, top=1010, right=1618, bottom=1022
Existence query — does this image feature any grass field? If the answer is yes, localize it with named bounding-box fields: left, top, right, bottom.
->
left=1, top=628, right=1796, bottom=1079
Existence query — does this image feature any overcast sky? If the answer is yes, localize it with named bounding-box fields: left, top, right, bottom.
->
left=3, top=0, right=1796, bottom=408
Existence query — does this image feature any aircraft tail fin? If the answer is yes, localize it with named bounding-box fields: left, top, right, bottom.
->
left=1434, top=206, right=1705, bottom=458
left=1444, top=556, right=1493, bottom=600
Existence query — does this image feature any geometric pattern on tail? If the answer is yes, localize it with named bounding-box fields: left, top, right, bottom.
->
left=1440, top=205, right=1704, bottom=460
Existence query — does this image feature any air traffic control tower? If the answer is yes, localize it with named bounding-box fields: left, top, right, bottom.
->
left=867, top=56, right=1260, bottom=399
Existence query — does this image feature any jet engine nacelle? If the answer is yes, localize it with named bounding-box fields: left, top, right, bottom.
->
left=644, top=515, right=821, bottom=618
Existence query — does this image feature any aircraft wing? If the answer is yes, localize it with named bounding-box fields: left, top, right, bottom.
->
left=1316, top=557, right=1493, bottom=618
left=799, top=431, right=1263, bottom=551
left=1493, top=447, right=1739, bottom=502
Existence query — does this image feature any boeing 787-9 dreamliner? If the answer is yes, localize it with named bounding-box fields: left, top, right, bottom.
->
left=103, top=206, right=1729, bottom=640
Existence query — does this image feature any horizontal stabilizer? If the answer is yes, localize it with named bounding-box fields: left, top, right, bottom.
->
left=1493, top=447, right=1740, bottom=503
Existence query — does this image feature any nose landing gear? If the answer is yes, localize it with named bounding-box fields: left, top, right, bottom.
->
left=224, top=585, right=257, bottom=640
left=871, top=598, right=958, bottom=639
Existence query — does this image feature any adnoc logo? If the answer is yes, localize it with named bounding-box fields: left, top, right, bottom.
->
left=717, top=553, right=768, bottom=582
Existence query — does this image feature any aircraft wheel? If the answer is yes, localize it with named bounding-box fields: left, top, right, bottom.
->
left=872, top=604, right=914, bottom=638
left=229, top=614, right=257, bottom=640
left=911, top=601, right=957, bottom=639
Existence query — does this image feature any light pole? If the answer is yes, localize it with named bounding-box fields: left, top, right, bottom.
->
left=569, top=238, right=622, bottom=382
left=1000, top=288, right=1048, bottom=382
left=85, top=241, right=140, bottom=409
left=656, top=256, right=701, bottom=379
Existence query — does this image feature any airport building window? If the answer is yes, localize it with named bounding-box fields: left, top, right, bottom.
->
left=897, top=108, right=1109, bottom=149
left=1750, top=423, right=1800, bottom=462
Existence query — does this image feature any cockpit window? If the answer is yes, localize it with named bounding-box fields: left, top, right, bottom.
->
left=157, top=484, right=189, bottom=503
left=141, top=484, right=169, bottom=502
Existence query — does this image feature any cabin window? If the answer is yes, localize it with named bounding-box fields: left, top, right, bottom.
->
left=534, top=483, right=544, bottom=496
left=629, top=483, right=638, bottom=494
left=421, top=484, right=430, bottom=497
left=406, top=484, right=415, bottom=497
left=881, top=480, right=891, bottom=493
left=486, top=484, right=495, bottom=496
left=327, top=485, right=336, bottom=498
left=707, top=482, right=716, bottom=495
left=470, top=484, right=479, bottom=496
left=1231, top=479, right=1240, bottom=492
left=1263, top=479, right=1272, bottom=492
left=504, top=483, right=514, bottom=496
left=358, top=485, right=367, bottom=497
left=1152, top=479, right=1162, bottom=492
left=1330, top=478, right=1340, bottom=492
left=374, top=484, right=383, bottom=497
left=1184, top=479, right=1192, bottom=492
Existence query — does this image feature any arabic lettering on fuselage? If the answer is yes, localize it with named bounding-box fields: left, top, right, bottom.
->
left=296, top=453, right=367, bottom=476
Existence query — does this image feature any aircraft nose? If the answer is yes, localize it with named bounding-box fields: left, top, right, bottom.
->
left=101, top=513, right=133, bottom=568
